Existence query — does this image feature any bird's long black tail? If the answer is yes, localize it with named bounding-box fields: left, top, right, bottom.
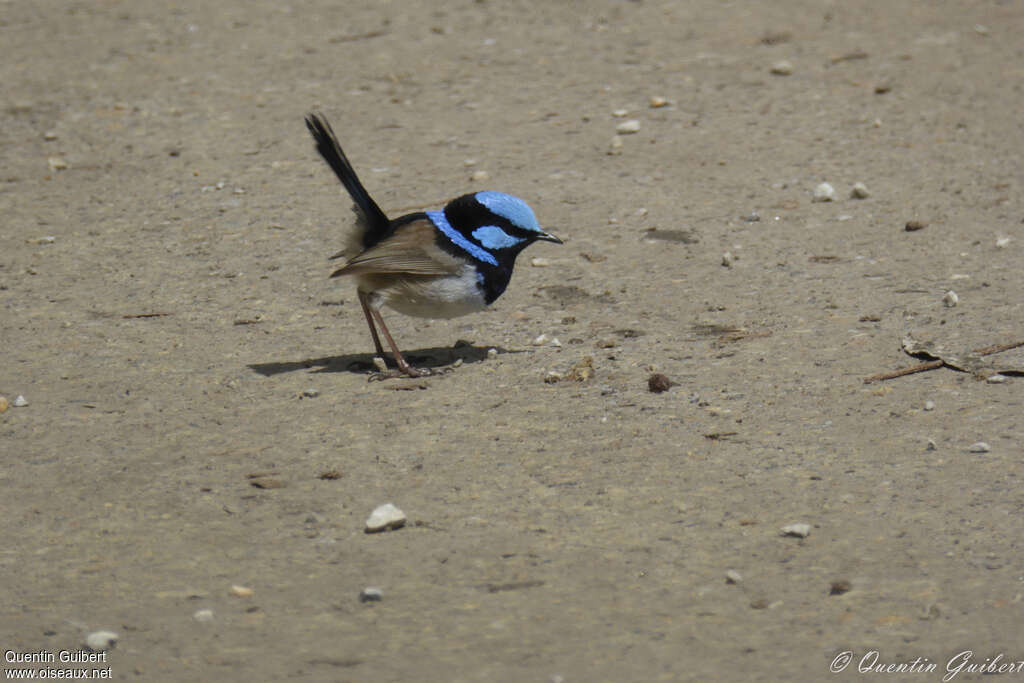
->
left=305, top=113, right=391, bottom=242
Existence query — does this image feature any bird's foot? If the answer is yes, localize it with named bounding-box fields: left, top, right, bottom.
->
left=367, top=357, right=442, bottom=381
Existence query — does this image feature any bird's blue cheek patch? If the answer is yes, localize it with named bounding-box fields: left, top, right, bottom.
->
left=472, top=225, right=525, bottom=250
left=428, top=210, right=498, bottom=266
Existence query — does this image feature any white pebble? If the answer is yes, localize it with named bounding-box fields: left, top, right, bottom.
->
left=230, top=584, right=254, bottom=597
left=302, top=388, right=319, bottom=398
left=780, top=523, right=811, bottom=538
left=531, top=257, right=552, bottom=267
left=725, top=569, right=743, bottom=584
left=611, top=108, right=629, bottom=118
left=47, top=157, right=69, bottom=171
left=84, top=631, right=118, bottom=652
left=850, top=182, right=870, bottom=199
left=372, top=357, right=388, bottom=373
left=926, top=439, right=937, bottom=451
left=550, top=338, right=562, bottom=348
left=924, top=400, right=936, bottom=411
left=649, top=96, right=669, bottom=108
left=532, top=333, right=549, bottom=346
left=13, top=395, right=28, bottom=407
left=812, top=182, right=836, bottom=202
left=942, top=290, right=959, bottom=308
left=721, top=252, right=734, bottom=267
left=193, top=609, right=215, bottom=623
left=44, top=130, right=59, bottom=141
left=486, top=348, right=498, bottom=360
left=470, top=170, right=489, bottom=182
left=770, top=60, right=793, bottom=75
left=360, top=587, right=383, bottom=603
left=616, top=119, right=641, bottom=134
left=995, top=236, right=1011, bottom=249
left=365, top=503, right=406, bottom=533
left=968, top=442, right=991, bottom=453
left=986, top=374, right=1007, bottom=384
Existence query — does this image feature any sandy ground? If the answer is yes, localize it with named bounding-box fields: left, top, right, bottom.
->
left=2, top=1, right=1023, bottom=681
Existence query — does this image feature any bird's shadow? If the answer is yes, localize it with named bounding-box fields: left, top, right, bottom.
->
left=248, top=342, right=514, bottom=377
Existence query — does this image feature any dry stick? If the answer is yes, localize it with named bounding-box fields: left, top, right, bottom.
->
left=863, top=359, right=943, bottom=384
left=864, top=339, right=1024, bottom=384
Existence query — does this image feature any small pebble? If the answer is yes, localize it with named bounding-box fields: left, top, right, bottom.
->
left=84, top=631, right=118, bottom=652
left=608, top=136, right=624, bottom=155
left=47, top=157, right=69, bottom=171
left=365, top=503, right=406, bottom=533
left=230, top=585, right=254, bottom=597
left=942, top=290, right=959, bottom=308
left=741, top=211, right=761, bottom=222
left=43, top=130, right=59, bottom=140
left=544, top=370, right=563, bottom=383
left=0, top=396, right=8, bottom=413
left=829, top=580, right=852, bottom=595
left=302, top=388, right=319, bottom=398
left=13, top=395, right=28, bottom=407
left=904, top=220, right=927, bottom=231
left=812, top=182, right=836, bottom=202
left=850, top=182, right=870, bottom=199
left=649, top=96, right=669, bottom=108
left=360, top=587, right=383, bottom=603
left=926, top=439, right=937, bottom=451
left=968, top=442, right=991, bottom=453
left=611, top=108, right=629, bottom=118
left=924, top=400, right=935, bottom=411
left=995, top=236, right=1011, bottom=248
left=770, top=60, right=793, bottom=75
left=531, top=257, right=552, bottom=267
left=486, top=348, right=498, bottom=360
left=452, top=358, right=463, bottom=368
left=37, top=235, right=56, bottom=244
left=986, top=374, right=1007, bottom=384
left=616, top=119, right=641, bottom=134
left=193, top=609, right=215, bottom=623
left=372, top=357, right=388, bottom=373
left=721, top=252, right=734, bottom=267
left=780, top=523, right=811, bottom=538
left=647, top=373, right=674, bottom=393
left=725, top=570, right=743, bottom=585
left=470, top=170, right=489, bottom=182
left=550, top=338, right=562, bottom=348
left=533, top=333, right=549, bottom=346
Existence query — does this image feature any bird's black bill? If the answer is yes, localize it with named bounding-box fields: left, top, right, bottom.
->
left=537, top=230, right=563, bottom=244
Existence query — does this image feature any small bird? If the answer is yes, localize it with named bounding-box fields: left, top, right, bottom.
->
left=305, top=112, right=562, bottom=378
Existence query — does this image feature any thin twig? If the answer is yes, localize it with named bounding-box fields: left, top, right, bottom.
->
left=864, top=339, right=1024, bottom=384
left=972, top=340, right=1024, bottom=356
left=863, top=360, right=943, bottom=384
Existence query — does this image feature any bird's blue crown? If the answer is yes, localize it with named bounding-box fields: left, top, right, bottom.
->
left=428, top=192, right=545, bottom=268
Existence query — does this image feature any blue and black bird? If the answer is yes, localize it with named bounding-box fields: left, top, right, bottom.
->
left=305, top=112, right=562, bottom=378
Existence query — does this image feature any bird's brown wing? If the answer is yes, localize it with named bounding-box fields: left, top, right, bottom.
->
left=330, top=218, right=463, bottom=278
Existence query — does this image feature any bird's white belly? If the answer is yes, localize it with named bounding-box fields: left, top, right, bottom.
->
left=383, top=265, right=487, bottom=319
